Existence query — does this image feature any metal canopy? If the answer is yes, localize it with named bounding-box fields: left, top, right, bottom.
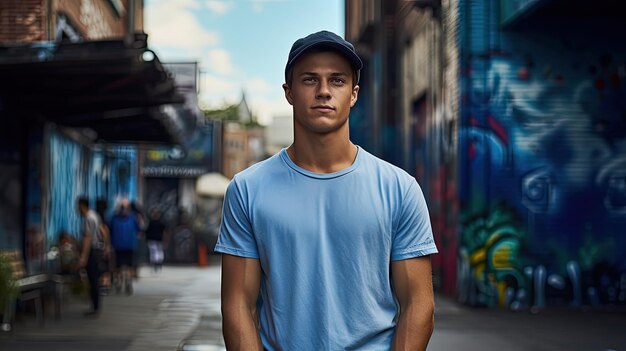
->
left=0, top=37, right=190, bottom=145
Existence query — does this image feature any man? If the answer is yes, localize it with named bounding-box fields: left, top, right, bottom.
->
left=77, top=196, right=109, bottom=317
left=215, top=30, right=438, bottom=350
left=145, top=208, right=168, bottom=273
left=109, top=198, right=142, bottom=295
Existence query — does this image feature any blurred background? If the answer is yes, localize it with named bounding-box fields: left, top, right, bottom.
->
left=1, top=0, right=625, bottom=350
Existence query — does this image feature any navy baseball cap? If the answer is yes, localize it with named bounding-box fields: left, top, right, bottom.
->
left=285, top=30, right=363, bottom=84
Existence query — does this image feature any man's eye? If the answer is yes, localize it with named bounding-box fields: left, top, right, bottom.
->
left=303, top=77, right=317, bottom=83
left=331, top=78, right=346, bottom=85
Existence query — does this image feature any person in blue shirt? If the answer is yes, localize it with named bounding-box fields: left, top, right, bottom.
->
left=109, top=198, right=142, bottom=295
left=215, top=30, right=438, bottom=350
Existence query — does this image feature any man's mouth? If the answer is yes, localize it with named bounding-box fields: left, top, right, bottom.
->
left=312, top=105, right=335, bottom=112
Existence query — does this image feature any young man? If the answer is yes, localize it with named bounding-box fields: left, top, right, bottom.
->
left=215, top=30, right=438, bottom=350
left=77, top=196, right=109, bottom=317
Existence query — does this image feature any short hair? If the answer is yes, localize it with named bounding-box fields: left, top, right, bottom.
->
left=77, top=196, right=89, bottom=208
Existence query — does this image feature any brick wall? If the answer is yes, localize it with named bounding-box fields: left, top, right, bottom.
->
left=0, top=0, right=47, bottom=44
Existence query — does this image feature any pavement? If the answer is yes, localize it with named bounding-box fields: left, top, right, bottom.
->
left=1, top=257, right=225, bottom=351
left=2, top=257, right=625, bottom=351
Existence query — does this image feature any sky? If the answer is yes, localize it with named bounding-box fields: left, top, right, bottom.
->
left=144, top=0, right=344, bottom=125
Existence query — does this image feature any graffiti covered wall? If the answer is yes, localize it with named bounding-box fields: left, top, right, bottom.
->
left=46, top=127, right=139, bottom=247
left=457, top=0, right=626, bottom=309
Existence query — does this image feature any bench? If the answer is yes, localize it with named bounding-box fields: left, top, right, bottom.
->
left=1, top=250, right=48, bottom=332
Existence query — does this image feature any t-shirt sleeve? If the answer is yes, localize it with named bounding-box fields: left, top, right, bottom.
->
left=391, top=180, right=438, bottom=261
left=84, top=215, right=98, bottom=238
left=214, top=179, right=259, bottom=259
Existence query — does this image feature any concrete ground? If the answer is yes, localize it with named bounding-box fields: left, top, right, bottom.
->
left=2, top=259, right=625, bottom=351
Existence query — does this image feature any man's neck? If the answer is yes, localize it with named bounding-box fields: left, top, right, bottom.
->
left=287, top=135, right=357, bottom=174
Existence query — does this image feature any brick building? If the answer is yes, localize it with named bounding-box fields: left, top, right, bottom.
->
left=0, top=0, right=187, bottom=273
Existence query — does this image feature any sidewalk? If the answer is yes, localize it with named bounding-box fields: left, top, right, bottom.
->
left=2, top=261, right=625, bottom=351
left=431, top=294, right=626, bottom=351
left=1, top=261, right=225, bottom=351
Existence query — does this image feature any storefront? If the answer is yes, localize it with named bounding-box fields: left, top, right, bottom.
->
left=0, top=36, right=191, bottom=273
left=139, top=62, right=223, bottom=263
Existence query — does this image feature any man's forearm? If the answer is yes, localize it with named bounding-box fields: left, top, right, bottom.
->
left=391, top=304, right=435, bottom=351
left=80, top=235, right=91, bottom=260
left=222, top=307, right=263, bottom=350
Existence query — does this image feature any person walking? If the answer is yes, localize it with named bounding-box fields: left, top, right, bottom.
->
left=76, top=196, right=109, bottom=317
left=145, top=208, right=168, bottom=273
left=215, top=30, right=439, bottom=350
left=109, top=198, right=141, bottom=295
left=129, top=201, right=145, bottom=280
left=95, top=198, right=112, bottom=295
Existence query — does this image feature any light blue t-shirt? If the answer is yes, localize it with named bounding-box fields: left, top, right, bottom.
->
left=215, top=147, right=438, bottom=350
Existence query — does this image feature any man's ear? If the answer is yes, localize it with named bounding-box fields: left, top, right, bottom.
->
left=350, top=85, right=360, bottom=108
left=283, top=83, right=294, bottom=105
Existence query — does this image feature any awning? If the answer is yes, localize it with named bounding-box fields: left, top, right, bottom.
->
left=0, top=35, right=192, bottom=145
left=196, top=172, right=231, bottom=198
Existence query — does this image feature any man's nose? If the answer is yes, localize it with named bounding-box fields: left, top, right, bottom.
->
left=316, top=80, right=331, bottom=99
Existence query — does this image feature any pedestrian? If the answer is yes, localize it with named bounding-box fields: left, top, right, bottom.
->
left=130, top=201, right=146, bottom=279
left=109, top=198, right=141, bottom=295
left=145, top=208, right=168, bottom=273
left=214, top=30, right=439, bottom=350
left=76, top=196, right=109, bottom=317
left=96, top=198, right=112, bottom=295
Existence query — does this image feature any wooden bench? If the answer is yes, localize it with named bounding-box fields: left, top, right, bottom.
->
left=1, top=250, right=49, bottom=332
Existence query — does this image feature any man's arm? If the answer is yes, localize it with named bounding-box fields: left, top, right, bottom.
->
left=78, top=230, right=92, bottom=268
left=391, top=255, right=435, bottom=351
left=100, top=223, right=110, bottom=257
left=221, top=253, right=263, bottom=351
left=162, top=227, right=170, bottom=249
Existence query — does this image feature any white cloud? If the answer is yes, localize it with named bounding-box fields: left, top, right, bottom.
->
left=248, top=95, right=292, bottom=125
left=198, top=74, right=240, bottom=107
left=249, top=0, right=292, bottom=14
left=206, top=0, right=232, bottom=14
left=206, top=49, right=237, bottom=75
left=251, top=2, right=264, bottom=13
left=145, top=0, right=219, bottom=58
left=244, top=78, right=273, bottom=94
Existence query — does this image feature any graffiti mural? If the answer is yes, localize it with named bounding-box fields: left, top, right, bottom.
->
left=46, top=129, right=139, bottom=248
left=457, top=0, right=626, bottom=309
left=457, top=203, right=526, bottom=308
left=47, top=128, right=89, bottom=247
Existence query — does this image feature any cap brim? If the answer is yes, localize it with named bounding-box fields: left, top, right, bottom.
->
left=287, top=39, right=363, bottom=71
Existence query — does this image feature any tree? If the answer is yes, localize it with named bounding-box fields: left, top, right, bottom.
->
left=202, top=103, right=261, bottom=128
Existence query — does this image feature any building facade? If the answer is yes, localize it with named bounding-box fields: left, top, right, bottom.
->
left=345, top=0, right=626, bottom=310
left=215, top=95, right=266, bottom=179
left=139, top=62, right=221, bottom=263
left=0, top=0, right=185, bottom=273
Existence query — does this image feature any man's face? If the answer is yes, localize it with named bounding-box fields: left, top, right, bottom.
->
left=283, top=51, right=359, bottom=136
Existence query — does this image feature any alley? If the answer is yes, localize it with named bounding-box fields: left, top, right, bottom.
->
left=2, top=260, right=625, bottom=351
left=1, top=261, right=225, bottom=351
